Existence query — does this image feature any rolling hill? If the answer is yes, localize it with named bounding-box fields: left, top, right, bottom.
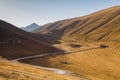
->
left=0, top=20, right=62, bottom=59
left=34, top=6, right=120, bottom=43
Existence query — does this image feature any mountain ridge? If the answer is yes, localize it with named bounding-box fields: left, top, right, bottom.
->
left=0, top=20, right=62, bottom=59
left=34, top=6, right=120, bottom=43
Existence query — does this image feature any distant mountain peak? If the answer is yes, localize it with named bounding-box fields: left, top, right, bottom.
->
left=21, top=23, right=40, bottom=32
left=30, top=23, right=39, bottom=26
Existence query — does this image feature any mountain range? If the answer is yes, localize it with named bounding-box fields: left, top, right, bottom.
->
left=0, top=6, right=120, bottom=80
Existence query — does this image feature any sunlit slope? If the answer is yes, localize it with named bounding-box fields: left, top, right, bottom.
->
left=0, top=58, right=79, bottom=80
left=34, top=6, right=120, bottom=42
left=22, top=42, right=120, bottom=80
left=21, top=6, right=120, bottom=80
left=0, top=20, right=62, bottom=59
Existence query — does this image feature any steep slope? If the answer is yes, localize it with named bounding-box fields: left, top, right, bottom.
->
left=34, top=6, right=120, bottom=43
left=21, top=23, right=39, bottom=32
left=0, top=20, right=62, bottom=59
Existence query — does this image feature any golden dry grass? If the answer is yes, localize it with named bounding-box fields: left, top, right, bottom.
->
left=34, top=6, right=120, bottom=44
left=19, top=6, right=120, bottom=79
left=22, top=42, right=120, bottom=80
left=0, top=58, right=80, bottom=80
left=1, top=6, right=120, bottom=80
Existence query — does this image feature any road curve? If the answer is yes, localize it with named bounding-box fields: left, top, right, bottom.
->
left=13, top=47, right=99, bottom=61
left=12, top=52, right=71, bottom=75
left=12, top=47, right=100, bottom=79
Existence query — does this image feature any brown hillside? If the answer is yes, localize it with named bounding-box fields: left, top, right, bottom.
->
left=24, top=6, right=120, bottom=80
left=34, top=6, right=120, bottom=43
left=0, top=58, right=78, bottom=80
left=0, top=20, right=62, bottom=59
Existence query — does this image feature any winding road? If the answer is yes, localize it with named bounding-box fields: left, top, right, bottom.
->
left=12, top=47, right=100, bottom=80
left=12, top=52, right=71, bottom=75
left=13, top=47, right=99, bottom=61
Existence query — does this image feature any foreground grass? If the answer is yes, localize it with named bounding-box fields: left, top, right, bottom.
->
left=0, top=58, right=80, bottom=80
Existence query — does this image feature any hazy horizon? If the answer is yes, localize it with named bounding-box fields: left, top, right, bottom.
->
left=0, top=0, right=120, bottom=27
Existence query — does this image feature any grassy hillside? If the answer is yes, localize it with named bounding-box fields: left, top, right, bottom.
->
left=0, top=20, right=62, bottom=59
left=34, top=6, right=120, bottom=43
left=23, top=6, right=120, bottom=80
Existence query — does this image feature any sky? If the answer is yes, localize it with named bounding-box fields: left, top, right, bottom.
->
left=0, top=0, right=120, bottom=27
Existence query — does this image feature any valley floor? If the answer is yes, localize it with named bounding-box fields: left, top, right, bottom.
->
left=20, top=41, right=120, bottom=80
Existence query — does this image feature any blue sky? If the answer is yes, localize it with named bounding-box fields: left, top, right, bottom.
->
left=0, top=0, right=120, bottom=27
